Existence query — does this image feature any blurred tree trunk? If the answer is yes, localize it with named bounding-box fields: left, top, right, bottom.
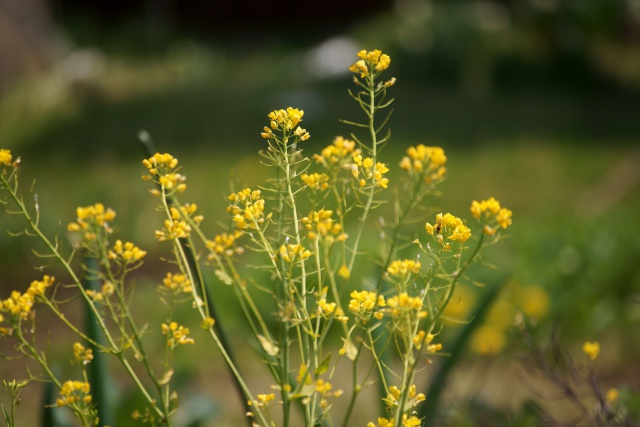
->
left=0, top=0, right=64, bottom=93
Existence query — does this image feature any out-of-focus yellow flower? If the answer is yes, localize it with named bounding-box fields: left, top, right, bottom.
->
left=313, top=136, right=358, bottom=169
left=516, top=285, right=549, bottom=318
left=67, top=203, right=116, bottom=241
left=1, top=276, right=55, bottom=320
left=301, top=209, right=348, bottom=243
left=278, top=243, right=312, bottom=263
left=399, top=145, right=447, bottom=183
left=301, top=172, right=330, bottom=191
left=583, top=341, right=600, bottom=361
left=470, top=325, right=506, bottom=355
left=162, top=272, right=192, bottom=294
left=161, top=321, right=194, bottom=346
left=108, top=240, right=147, bottom=263
left=0, top=149, right=12, bottom=166
left=73, top=342, right=94, bottom=365
left=56, top=380, right=92, bottom=407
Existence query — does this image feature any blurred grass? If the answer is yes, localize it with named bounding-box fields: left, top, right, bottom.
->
left=1, top=44, right=639, bottom=425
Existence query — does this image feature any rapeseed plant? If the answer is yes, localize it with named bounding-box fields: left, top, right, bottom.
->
left=0, top=49, right=525, bottom=427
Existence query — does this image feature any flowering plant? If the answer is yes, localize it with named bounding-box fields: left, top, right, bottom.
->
left=0, top=50, right=514, bottom=427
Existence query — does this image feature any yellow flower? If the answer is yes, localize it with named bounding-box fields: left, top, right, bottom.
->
left=278, top=243, right=312, bottom=263
left=400, top=145, right=447, bottom=183
left=386, top=292, right=423, bottom=318
left=516, top=285, right=549, bottom=318
left=57, top=380, right=92, bottom=407
left=386, top=259, right=421, bottom=284
left=426, top=212, right=471, bottom=245
left=301, top=209, right=347, bottom=243
left=606, top=388, right=619, bottom=404
left=73, top=342, right=94, bottom=365
left=162, top=272, right=192, bottom=293
left=161, top=322, right=194, bottom=346
left=470, top=325, right=506, bottom=355
left=470, top=197, right=512, bottom=234
left=350, top=49, right=391, bottom=78
left=67, top=203, right=116, bottom=240
left=301, top=172, right=330, bottom=191
left=583, top=341, right=600, bottom=361
left=0, top=149, right=12, bottom=166
left=313, top=136, right=358, bottom=168
left=348, top=290, right=385, bottom=323
left=337, top=264, right=350, bottom=279
left=108, top=240, right=147, bottom=263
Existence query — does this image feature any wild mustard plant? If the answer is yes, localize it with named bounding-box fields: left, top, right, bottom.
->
left=0, top=50, right=516, bottom=426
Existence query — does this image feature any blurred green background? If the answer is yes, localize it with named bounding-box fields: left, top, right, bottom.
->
left=2, top=0, right=640, bottom=425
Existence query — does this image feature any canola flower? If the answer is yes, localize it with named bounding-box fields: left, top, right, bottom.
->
left=470, top=197, right=513, bottom=235
left=313, top=136, right=359, bottom=169
left=108, top=240, right=147, bottom=263
left=399, top=145, right=447, bottom=184
left=161, top=322, right=194, bottom=347
left=227, top=188, right=266, bottom=230
left=349, top=49, right=391, bottom=78
left=56, top=380, right=92, bottom=407
left=1, top=275, right=54, bottom=320
left=583, top=341, right=600, bottom=361
left=0, top=149, right=12, bottom=166
left=261, top=107, right=310, bottom=143
left=425, top=212, right=471, bottom=249
left=67, top=203, right=116, bottom=241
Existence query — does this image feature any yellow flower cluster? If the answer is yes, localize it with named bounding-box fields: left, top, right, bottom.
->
left=161, top=322, right=194, bottom=347
left=583, top=341, right=600, bottom=361
left=413, top=330, right=442, bottom=353
left=227, top=188, right=266, bottom=230
left=382, top=384, right=426, bottom=413
left=56, top=380, right=92, bottom=407
left=301, top=209, right=348, bottom=243
left=386, top=259, right=421, bottom=282
left=249, top=392, right=276, bottom=409
left=171, top=203, right=204, bottom=225
left=0, top=149, right=12, bottom=166
left=73, top=342, right=94, bottom=365
left=425, top=213, right=471, bottom=248
left=155, top=218, right=191, bottom=241
left=1, top=276, right=54, bottom=320
left=353, top=155, right=390, bottom=189
left=313, top=379, right=343, bottom=409
left=368, top=415, right=422, bottom=427
left=313, top=136, right=359, bottom=169
left=107, top=240, right=147, bottom=263
left=278, top=243, right=312, bottom=263
left=261, top=107, right=310, bottom=141
left=470, top=197, right=512, bottom=235
left=85, top=282, right=114, bottom=302
left=385, top=292, right=426, bottom=319
left=67, top=203, right=116, bottom=240
left=206, top=231, right=244, bottom=258
left=349, top=49, right=391, bottom=78
left=300, top=172, right=330, bottom=191
left=348, top=290, right=386, bottom=323
left=162, top=272, right=192, bottom=294
left=399, top=145, right=447, bottom=183
left=142, top=153, right=187, bottom=193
